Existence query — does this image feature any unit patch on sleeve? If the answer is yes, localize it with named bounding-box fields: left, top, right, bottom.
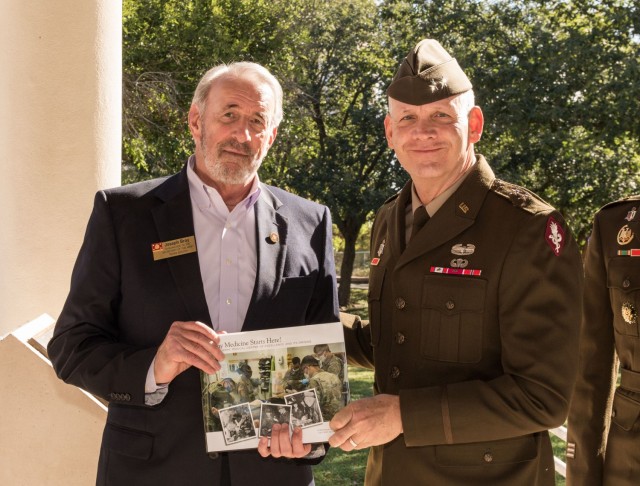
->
left=545, top=216, right=565, bottom=256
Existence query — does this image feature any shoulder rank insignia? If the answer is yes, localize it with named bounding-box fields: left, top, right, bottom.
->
left=545, top=217, right=565, bottom=256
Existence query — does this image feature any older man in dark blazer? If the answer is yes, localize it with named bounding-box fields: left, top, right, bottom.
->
left=48, top=62, right=339, bottom=486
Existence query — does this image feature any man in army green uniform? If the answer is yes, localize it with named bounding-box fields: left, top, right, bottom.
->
left=329, top=39, right=583, bottom=485
left=283, top=356, right=306, bottom=392
left=301, top=355, right=343, bottom=421
left=314, top=344, right=344, bottom=382
left=567, top=196, right=640, bottom=485
left=236, top=363, right=256, bottom=402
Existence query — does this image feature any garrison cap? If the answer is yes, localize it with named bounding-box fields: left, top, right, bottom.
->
left=387, top=39, right=472, bottom=105
left=301, top=355, right=320, bottom=367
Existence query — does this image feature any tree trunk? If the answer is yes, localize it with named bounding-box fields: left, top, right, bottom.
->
left=338, top=226, right=359, bottom=308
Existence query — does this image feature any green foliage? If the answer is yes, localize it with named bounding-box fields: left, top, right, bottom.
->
left=123, top=0, right=640, bottom=265
left=382, top=0, right=640, bottom=247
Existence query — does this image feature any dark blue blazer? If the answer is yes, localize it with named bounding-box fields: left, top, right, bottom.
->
left=48, top=163, right=339, bottom=486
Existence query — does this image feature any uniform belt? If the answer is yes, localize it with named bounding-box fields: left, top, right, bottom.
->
left=620, top=368, right=640, bottom=393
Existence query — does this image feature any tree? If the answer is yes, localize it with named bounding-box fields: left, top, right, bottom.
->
left=262, top=0, right=407, bottom=306
left=382, top=0, right=640, bottom=245
left=123, top=0, right=640, bottom=306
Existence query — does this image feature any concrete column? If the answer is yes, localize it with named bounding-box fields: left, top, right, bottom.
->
left=0, top=0, right=122, bottom=335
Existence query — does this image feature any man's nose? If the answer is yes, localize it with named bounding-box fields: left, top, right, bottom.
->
left=413, top=119, right=437, bottom=138
left=231, top=118, right=252, bottom=142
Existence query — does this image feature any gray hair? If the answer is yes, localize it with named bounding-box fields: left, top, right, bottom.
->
left=451, top=89, right=476, bottom=118
left=192, top=62, right=284, bottom=127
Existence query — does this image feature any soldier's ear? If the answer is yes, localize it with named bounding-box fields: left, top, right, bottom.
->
left=468, top=106, right=483, bottom=143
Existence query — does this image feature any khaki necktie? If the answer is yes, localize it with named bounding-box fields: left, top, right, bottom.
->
left=410, top=205, right=430, bottom=241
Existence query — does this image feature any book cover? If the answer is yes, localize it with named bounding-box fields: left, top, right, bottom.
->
left=200, top=322, right=349, bottom=452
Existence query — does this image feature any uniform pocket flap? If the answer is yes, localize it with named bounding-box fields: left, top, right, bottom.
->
left=435, top=435, right=538, bottom=467
left=104, top=423, right=154, bottom=460
left=607, top=257, right=640, bottom=291
left=423, top=275, right=486, bottom=313
left=611, top=392, right=640, bottom=431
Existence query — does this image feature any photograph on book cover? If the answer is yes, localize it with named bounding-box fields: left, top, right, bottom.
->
left=200, top=322, right=349, bottom=452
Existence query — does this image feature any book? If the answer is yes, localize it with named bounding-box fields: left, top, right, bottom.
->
left=200, top=321, right=349, bottom=452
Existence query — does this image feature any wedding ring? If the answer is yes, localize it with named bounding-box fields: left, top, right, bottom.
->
left=348, top=437, right=358, bottom=448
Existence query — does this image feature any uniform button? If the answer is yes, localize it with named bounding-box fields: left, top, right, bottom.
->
left=623, top=279, right=631, bottom=289
left=612, top=410, right=617, bottom=418
left=395, top=298, right=406, bottom=310
left=395, top=332, right=406, bottom=344
left=445, top=300, right=455, bottom=310
left=483, top=453, right=493, bottom=463
left=390, top=366, right=400, bottom=379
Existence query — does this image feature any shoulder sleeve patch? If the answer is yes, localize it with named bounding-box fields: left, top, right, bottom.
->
left=545, top=216, right=565, bottom=256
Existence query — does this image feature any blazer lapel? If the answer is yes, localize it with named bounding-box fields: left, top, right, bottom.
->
left=151, top=166, right=211, bottom=324
left=243, top=186, right=288, bottom=329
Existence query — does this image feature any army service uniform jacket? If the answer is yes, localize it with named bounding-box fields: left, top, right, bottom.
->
left=345, top=156, right=583, bottom=485
left=567, top=195, right=640, bottom=486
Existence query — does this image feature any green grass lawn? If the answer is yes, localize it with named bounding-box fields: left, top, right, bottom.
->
left=314, top=366, right=374, bottom=485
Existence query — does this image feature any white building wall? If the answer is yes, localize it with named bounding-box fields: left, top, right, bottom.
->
left=0, top=0, right=122, bottom=335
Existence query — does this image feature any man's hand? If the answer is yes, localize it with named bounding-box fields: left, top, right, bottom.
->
left=257, top=424, right=311, bottom=459
left=154, top=321, right=225, bottom=384
left=328, top=394, right=403, bottom=451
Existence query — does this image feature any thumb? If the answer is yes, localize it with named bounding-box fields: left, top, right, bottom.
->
left=329, top=403, right=354, bottom=431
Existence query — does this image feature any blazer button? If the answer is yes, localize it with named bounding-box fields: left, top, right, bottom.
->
left=395, top=332, right=406, bottom=344
left=483, top=452, right=493, bottom=463
left=445, top=300, right=455, bottom=310
left=623, top=278, right=631, bottom=289
left=395, top=298, right=406, bottom=310
left=390, top=366, right=400, bottom=379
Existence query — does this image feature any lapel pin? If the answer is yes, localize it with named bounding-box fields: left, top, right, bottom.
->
left=268, top=232, right=280, bottom=244
left=371, top=239, right=385, bottom=266
left=625, top=207, right=637, bottom=222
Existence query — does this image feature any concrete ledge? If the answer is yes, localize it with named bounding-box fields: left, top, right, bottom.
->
left=0, top=316, right=106, bottom=485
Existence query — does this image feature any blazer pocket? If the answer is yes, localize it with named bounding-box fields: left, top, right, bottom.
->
left=104, top=423, right=154, bottom=460
left=611, top=391, right=640, bottom=432
left=421, top=275, right=486, bottom=363
left=435, top=435, right=538, bottom=467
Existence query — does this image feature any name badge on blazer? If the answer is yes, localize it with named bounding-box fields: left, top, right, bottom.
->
left=151, top=236, right=197, bottom=261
